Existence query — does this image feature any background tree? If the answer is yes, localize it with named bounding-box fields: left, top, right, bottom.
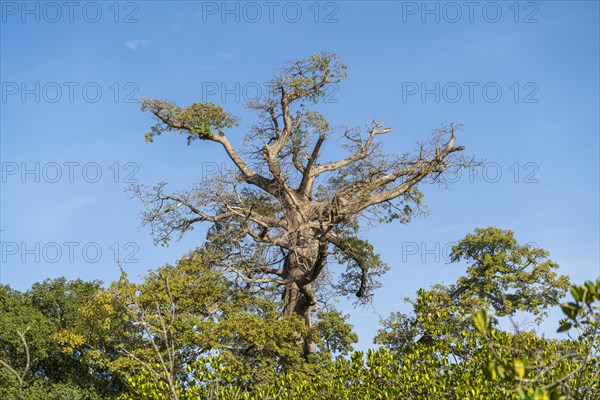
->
left=133, top=52, right=476, bottom=350
left=376, top=227, right=570, bottom=357
left=0, top=279, right=122, bottom=399
left=373, top=225, right=573, bottom=396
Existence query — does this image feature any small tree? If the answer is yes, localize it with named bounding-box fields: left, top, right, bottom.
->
left=133, top=52, right=475, bottom=353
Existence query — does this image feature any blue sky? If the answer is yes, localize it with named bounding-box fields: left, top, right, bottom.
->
left=1, top=1, right=599, bottom=350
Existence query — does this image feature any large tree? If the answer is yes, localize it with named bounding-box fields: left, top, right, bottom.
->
left=133, top=53, right=475, bottom=351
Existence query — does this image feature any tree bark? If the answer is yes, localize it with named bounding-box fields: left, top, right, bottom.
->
left=282, top=254, right=318, bottom=357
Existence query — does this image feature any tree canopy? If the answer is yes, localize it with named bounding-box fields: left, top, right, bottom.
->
left=132, top=53, right=476, bottom=352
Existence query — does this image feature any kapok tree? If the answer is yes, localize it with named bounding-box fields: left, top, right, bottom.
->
left=133, top=53, right=475, bottom=353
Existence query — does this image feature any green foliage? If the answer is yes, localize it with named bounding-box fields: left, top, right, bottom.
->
left=0, top=279, right=123, bottom=399
left=558, top=278, right=600, bottom=335
left=474, top=277, right=600, bottom=399
left=113, top=230, right=595, bottom=399
left=60, top=249, right=356, bottom=398
left=332, top=233, right=390, bottom=301
left=275, top=52, right=347, bottom=104
left=451, top=227, right=570, bottom=320
left=1, top=231, right=595, bottom=399
left=141, top=99, right=239, bottom=144
left=312, top=309, right=358, bottom=356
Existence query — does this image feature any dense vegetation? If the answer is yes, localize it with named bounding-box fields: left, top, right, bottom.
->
left=1, top=228, right=598, bottom=399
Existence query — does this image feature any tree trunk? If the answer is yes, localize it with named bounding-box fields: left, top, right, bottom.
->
left=282, top=253, right=318, bottom=357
